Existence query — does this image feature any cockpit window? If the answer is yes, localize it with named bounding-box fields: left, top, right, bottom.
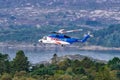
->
left=43, top=36, right=47, bottom=40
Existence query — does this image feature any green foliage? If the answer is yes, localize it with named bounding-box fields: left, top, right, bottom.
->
left=1, top=73, right=12, bottom=80
left=58, top=74, right=72, bottom=80
left=95, top=66, right=113, bottom=80
left=108, top=57, right=120, bottom=65
left=73, top=59, right=81, bottom=66
left=116, top=71, right=120, bottom=79
left=58, top=58, right=71, bottom=70
left=14, top=71, right=27, bottom=78
left=0, top=24, right=120, bottom=47
left=31, top=67, right=54, bottom=76
left=91, top=24, right=120, bottom=47
left=74, top=67, right=86, bottom=74
left=94, top=62, right=105, bottom=72
left=81, top=57, right=95, bottom=68
left=55, top=70, right=65, bottom=75
left=0, top=25, right=62, bottom=43
left=0, top=53, right=11, bottom=74
left=80, top=75, right=89, bottom=80
left=108, top=57, right=120, bottom=70
left=66, top=67, right=74, bottom=75
left=0, top=50, right=120, bottom=80
left=12, top=50, right=30, bottom=72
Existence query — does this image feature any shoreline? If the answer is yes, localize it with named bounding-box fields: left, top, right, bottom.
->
left=0, top=42, right=118, bottom=64
left=79, top=45, right=120, bottom=51
left=0, top=42, right=120, bottom=51
left=38, top=54, right=107, bottom=65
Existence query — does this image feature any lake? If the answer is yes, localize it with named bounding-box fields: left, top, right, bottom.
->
left=0, top=46, right=120, bottom=64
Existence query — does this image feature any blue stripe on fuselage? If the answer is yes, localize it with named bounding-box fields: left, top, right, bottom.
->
left=61, top=38, right=78, bottom=44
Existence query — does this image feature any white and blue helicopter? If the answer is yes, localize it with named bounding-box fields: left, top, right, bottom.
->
left=38, top=29, right=93, bottom=46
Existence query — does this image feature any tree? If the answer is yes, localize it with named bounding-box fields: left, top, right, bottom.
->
left=108, top=57, right=120, bottom=70
left=74, top=67, right=86, bottom=74
left=108, top=57, right=120, bottom=65
left=95, top=66, right=113, bottom=80
left=58, top=58, right=71, bottom=70
left=51, top=53, right=58, bottom=64
left=12, top=50, right=30, bottom=72
left=66, top=67, right=74, bottom=75
left=32, top=67, right=54, bottom=76
left=72, top=59, right=81, bottom=68
left=81, top=57, right=94, bottom=68
left=116, top=71, right=120, bottom=79
left=0, top=53, right=11, bottom=74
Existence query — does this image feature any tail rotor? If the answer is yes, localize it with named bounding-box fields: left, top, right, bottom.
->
left=81, top=31, right=93, bottom=43
left=85, top=31, right=94, bottom=37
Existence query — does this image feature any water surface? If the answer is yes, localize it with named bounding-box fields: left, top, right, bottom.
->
left=0, top=46, right=120, bottom=64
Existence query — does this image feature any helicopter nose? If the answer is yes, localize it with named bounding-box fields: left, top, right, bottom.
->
left=38, top=39, right=43, bottom=43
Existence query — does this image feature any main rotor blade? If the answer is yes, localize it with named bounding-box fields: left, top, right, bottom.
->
left=65, top=29, right=83, bottom=33
left=59, top=29, right=83, bottom=33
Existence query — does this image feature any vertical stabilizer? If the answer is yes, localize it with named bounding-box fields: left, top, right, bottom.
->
left=80, top=35, right=90, bottom=43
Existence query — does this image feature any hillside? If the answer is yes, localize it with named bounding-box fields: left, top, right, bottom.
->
left=0, top=0, right=120, bottom=47
left=0, top=0, right=120, bottom=28
left=91, top=25, right=120, bottom=47
left=0, top=51, right=120, bottom=80
left=0, top=25, right=91, bottom=43
left=0, top=24, right=120, bottom=48
left=0, top=0, right=120, bottom=9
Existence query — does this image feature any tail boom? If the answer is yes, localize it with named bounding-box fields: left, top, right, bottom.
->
left=80, top=35, right=90, bottom=43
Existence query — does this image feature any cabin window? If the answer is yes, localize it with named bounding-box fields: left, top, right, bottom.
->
left=56, top=35, right=60, bottom=38
left=64, top=35, right=70, bottom=38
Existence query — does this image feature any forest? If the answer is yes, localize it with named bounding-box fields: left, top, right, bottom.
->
left=0, top=50, right=120, bottom=80
left=91, top=24, right=120, bottom=47
left=0, top=24, right=120, bottom=47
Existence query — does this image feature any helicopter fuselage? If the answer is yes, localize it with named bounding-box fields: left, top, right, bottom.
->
left=38, top=34, right=90, bottom=45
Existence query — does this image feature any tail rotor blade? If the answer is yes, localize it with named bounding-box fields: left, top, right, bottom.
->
left=84, top=31, right=94, bottom=37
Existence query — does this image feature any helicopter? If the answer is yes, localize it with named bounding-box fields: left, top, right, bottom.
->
left=38, top=29, right=93, bottom=46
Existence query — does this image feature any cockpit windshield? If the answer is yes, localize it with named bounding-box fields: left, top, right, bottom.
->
left=43, top=36, right=47, bottom=40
